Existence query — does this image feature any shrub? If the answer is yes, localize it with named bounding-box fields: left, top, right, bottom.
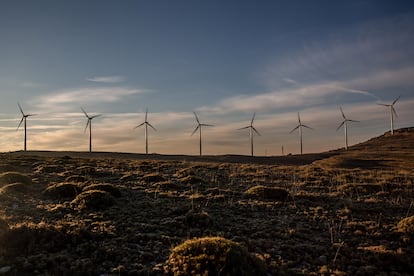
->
left=71, top=190, right=115, bottom=210
left=0, top=183, right=28, bottom=194
left=164, top=236, right=266, bottom=276
left=0, top=223, right=66, bottom=257
left=142, top=173, right=165, bottom=183
left=45, top=182, right=81, bottom=199
left=179, top=175, right=204, bottom=185
left=0, top=172, right=32, bottom=186
left=185, top=210, right=213, bottom=228
left=245, top=185, right=289, bottom=201
left=397, top=216, right=414, bottom=234
left=83, top=183, right=122, bottom=197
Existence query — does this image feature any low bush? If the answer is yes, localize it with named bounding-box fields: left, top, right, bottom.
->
left=0, top=183, right=28, bottom=194
left=142, top=173, right=165, bottom=183
left=83, top=183, right=122, bottom=197
left=397, top=216, right=414, bottom=235
left=245, top=185, right=289, bottom=201
left=45, top=182, right=81, bottom=199
left=71, top=190, right=115, bottom=210
left=0, top=172, right=32, bottom=186
left=164, top=236, right=266, bottom=275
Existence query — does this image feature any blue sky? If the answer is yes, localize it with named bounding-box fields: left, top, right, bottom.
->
left=0, top=0, right=413, bottom=155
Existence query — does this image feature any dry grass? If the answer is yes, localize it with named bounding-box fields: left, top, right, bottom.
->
left=0, top=128, right=413, bottom=275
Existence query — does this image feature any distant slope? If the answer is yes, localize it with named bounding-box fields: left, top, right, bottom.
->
left=2, top=127, right=413, bottom=168
left=315, top=127, right=414, bottom=170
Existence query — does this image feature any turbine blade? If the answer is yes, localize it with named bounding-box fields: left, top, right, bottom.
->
left=17, top=103, right=25, bottom=116
left=17, top=117, right=24, bottom=130
left=340, top=106, right=346, bottom=119
left=297, top=112, right=301, bottom=124
left=145, top=108, right=148, bottom=122
left=193, top=112, right=200, bottom=124
left=348, top=119, right=360, bottom=123
left=392, top=95, right=401, bottom=105
left=252, top=126, right=261, bottom=136
left=91, top=114, right=101, bottom=119
left=134, top=122, right=145, bottom=129
left=336, top=121, right=345, bottom=131
left=191, top=126, right=200, bottom=136
left=302, top=124, right=313, bottom=130
left=81, top=107, right=89, bottom=118
left=147, top=122, right=157, bottom=131
left=377, top=103, right=390, bottom=107
left=201, top=123, right=214, bottom=127
left=84, top=120, right=90, bottom=133
left=289, top=125, right=300, bottom=133
left=251, top=112, right=256, bottom=125
left=238, top=126, right=250, bottom=130
left=391, top=106, right=398, bottom=118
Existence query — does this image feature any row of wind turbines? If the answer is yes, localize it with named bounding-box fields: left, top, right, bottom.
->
left=15, top=96, right=401, bottom=156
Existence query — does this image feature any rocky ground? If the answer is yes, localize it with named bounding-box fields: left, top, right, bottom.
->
left=0, top=129, right=413, bottom=275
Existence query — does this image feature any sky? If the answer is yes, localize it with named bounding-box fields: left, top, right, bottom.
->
left=0, top=0, right=413, bottom=155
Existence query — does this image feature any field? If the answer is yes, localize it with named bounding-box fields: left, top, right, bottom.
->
left=0, top=128, right=413, bottom=275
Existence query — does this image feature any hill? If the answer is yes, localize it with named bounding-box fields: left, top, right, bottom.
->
left=315, top=127, right=414, bottom=170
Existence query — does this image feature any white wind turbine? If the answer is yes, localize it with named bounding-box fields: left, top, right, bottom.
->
left=377, top=96, right=400, bottom=135
left=336, top=106, right=359, bottom=150
left=238, top=112, right=260, bottom=157
left=290, top=112, right=312, bottom=155
left=135, top=108, right=156, bottom=154
left=17, top=103, right=36, bottom=152
left=81, top=107, right=101, bottom=152
left=191, top=112, right=213, bottom=156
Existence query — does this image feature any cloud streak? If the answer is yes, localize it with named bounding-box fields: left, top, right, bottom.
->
left=86, top=75, right=126, bottom=83
left=33, top=87, right=146, bottom=112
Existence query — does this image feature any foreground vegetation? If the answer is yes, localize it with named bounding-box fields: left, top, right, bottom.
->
left=0, top=129, right=413, bottom=275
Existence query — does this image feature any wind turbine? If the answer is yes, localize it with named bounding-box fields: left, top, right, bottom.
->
left=191, top=112, right=213, bottom=156
left=81, top=107, right=101, bottom=152
left=289, top=112, right=312, bottom=155
left=238, top=112, right=260, bottom=157
left=377, top=96, right=400, bottom=135
left=17, top=103, right=36, bottom=152
left=135, top=108, right=156, bottom=154
left=336, top=106, right=359, bottom=150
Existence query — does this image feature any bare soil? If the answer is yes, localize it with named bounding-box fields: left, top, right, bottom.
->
left=0, top=128, right=413, bottom=275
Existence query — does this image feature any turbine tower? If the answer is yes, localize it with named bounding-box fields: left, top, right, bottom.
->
left=238, top=112, right=260, bottom=157
left=336, top=106, right=359, bottom=150
left=191, top=112, right=213, bottom=156
left=81, top=107, right=101, bottom=153
left=378, top=96, right=400, bottom=135
left=290, top=112, right=312, bottom=155
left=135, top=108, right=156, bottom=154
left=17, top=103, right=36, bottom=152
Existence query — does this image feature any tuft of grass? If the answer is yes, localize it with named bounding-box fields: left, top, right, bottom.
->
left=82, top=183, right=122, bottom=198
left=0, top=172, right=32, bottom=186
left=0, top=183, right=28, bottom=194
left=244, top=185, right=289, bottom=201
left=397, top=216, right=414, bottom=234
left=185, top=210, right=213, bottom=228
left=142, top=173, right=165, bottom=183
left=44, top=182, right=81, bottom=199
left=164, top=236, right=267, bottom=276
left=179, top=175, right=204, bottom=185
left=71, top=190, right=115, bottom=210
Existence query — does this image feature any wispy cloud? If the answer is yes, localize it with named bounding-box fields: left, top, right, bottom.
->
left=33, top=87, right=145, bottom=112
left=86, top=75, right=126, bottom=83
